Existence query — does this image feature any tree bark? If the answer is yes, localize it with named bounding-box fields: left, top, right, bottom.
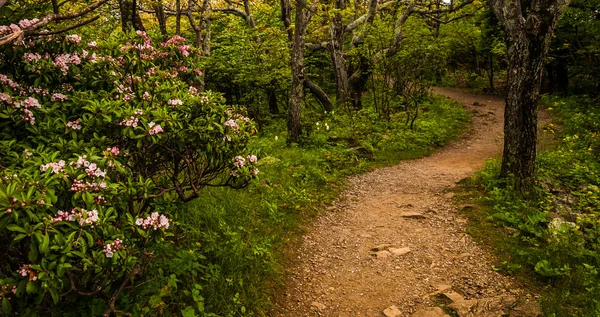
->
left=489, top=0, right=570, bottom=188
left=288, top=0, right=308, bottom=144
left=176, top=0, right=181, bottom=35
left=153, top=1, right=168, bottom=40
left=119, top=0, right=145, bottom=32
left=329, top=0, right=349, bottom=104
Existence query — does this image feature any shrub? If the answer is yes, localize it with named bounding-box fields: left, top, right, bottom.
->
left=0, top=29, right=258, bottom=316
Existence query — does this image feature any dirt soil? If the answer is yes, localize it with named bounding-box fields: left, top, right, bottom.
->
left=273, top=88, right=548, bottom=317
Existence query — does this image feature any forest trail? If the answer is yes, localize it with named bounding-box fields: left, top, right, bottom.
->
left=274, top=88, right=544, bottom=317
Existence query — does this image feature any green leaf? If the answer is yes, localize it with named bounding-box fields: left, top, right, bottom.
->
left=6, top=224, right=27, bottom=233
left=28, top=247, right=39, bottom=262
left=40, top=234, right=50, bottom=254
left=2, top=298, right=12, bottom=314
left=49, top=287, right=59, bottom=304
left=57, top=264, right=65, bottom=277
left=26, top=281, right=38, bottom=294
left=181, top=306, right=196, bottom=317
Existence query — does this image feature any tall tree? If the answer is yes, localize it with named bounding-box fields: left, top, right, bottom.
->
left=488, top=0, right=570, bottom=187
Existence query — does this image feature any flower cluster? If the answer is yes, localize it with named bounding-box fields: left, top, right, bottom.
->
left=23, top=52, right=42, bottom=62
left=72, top=156, right=107, bottom=178
left=231, top=155, right=259, bottom=177
left=135, top=212, right=170, bottom=230
left=53, top=53, right=81, bottom=75
left=51, top=93, right=68, bottom=102
left=14, top=97, right=41, bottom=109
left=66, top=119, right=82, bottom=130
left=148, top=122, right=164, bottom=135
left=17, top=264, right=37, bottom=281
left=52, top=208, right=99, bottom=226
left=1, top=283, right=17, bottom=297
left=66, top=34, right=82, bottom=45
left=224, top=119, right=239, bottom=133
left=168, top=99, right=183, bottom=107
left=0, top=92, right=12, bottom=104
left=40, top=160, right=66, bottom=174
left=107, top=147, right=120, bottom=156
left=120, top=116, right=139, bottom=127
left=18, top=19, right=39, bottom=29
left=70, top=179, right=107, bottom=192
left=103, top=238, right=123, bottom=258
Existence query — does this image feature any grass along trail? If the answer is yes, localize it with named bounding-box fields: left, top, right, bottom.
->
left=273, top=88, right=544, bottom=317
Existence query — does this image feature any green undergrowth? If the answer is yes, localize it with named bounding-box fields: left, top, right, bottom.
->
left=148, top=95, right=469, bottom=316
left=461, top=94, right=600, bottom=316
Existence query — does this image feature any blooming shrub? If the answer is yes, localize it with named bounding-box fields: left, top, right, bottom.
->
left=0, top=29, right=258, bottom=315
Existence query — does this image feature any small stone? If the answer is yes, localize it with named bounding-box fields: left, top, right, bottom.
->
left=389, top=247, right=411, bottom=256
left=371, top=244, right=396, bottom=252
left=412, top=307, right=450, bottom=317
left=383, top=305, right=402, bottom=317
left=443, top=193, right=455, bottom=199
left=310, top=301, right=326, bottom=310
left=373, top=250, right=392, bottom=258
left=399, top=212, right=427, bottom=219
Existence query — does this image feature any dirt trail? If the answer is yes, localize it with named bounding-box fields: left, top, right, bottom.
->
left=274, top=88, right=542, bottom=317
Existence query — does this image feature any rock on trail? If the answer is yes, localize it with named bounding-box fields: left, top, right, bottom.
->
left=273, top=88, right=543, bottom=316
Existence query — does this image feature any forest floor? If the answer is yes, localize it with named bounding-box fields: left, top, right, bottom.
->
left=273, top=88, right=549, bottom=317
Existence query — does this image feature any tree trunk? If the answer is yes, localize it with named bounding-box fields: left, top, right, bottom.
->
left=153, top=1, right=168, bottom=40
left=500, top=33, right=544, bottom=185
left=329, top=0, right=349, bottom=105
left=489, top=0, right=571, bottom=189
left=176, top=0, right=181, bottom=35
left=119, top=0, right=145, bottom=32
left=288, top=0, right=307, bottom=143
left=348, top=56, right=370, bottom=110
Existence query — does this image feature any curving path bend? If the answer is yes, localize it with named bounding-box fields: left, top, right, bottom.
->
left=274, top=88, right=545, bottom=317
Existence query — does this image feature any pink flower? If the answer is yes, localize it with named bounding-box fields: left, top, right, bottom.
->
left=107, top=147, right=120, bottom=156
left=148, top=122, right=164, bottom=135
left=40, top=160, right=66, bottom=174
left=23, top=53, right=41, bottom=62
left=51, top=93, right=68, bottom=102
left=136, top=213, right=170, bottom=230
left=88, top=41, right=97, bottom=48
left=224, top=119, right=239, bottom=133
left=103, top=238, right=124, bottom=258
left=65, top=34, right=81, bottom=45
left=168, top=99, right=183, bottom=107
left=246, top=155, right=258, bottom=164
left=0, top=93, right=12, bottom=104
left=18, top=19, right=39, bottom=29
left=66, top=119, right=82, bottom=130
left=233, top=156, right=245, bottom=168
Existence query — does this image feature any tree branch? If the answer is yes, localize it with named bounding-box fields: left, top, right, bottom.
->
left=0, top=0, right=108, bottom=45
left=32, top=15, right=100, bottom=36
